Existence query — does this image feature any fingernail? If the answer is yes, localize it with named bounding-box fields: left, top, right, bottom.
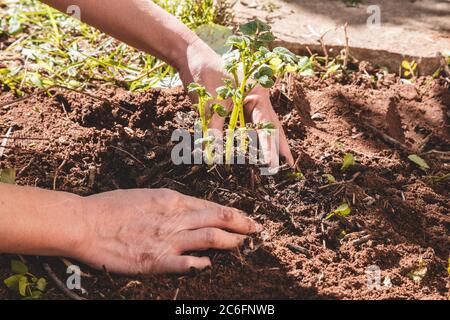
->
left=255, top=223, right=264, bottom=233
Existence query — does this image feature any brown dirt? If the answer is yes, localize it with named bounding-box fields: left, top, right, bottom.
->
left=0, top=72, right=449, bottom=300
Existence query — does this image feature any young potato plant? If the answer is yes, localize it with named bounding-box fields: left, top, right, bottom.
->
left=190, top=19, right=302, bottom=164
left=187, top=83, right=227, bottom=163
left=218, top=19, right=300, bottom=163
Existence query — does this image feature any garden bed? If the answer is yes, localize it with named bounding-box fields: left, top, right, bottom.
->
left=0, top=71, right=449, bottom=299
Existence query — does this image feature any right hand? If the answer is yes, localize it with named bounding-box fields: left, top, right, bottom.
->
left=74, top=188, right=262, bottom=274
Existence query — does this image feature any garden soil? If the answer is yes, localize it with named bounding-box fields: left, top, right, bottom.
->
left=0, top=72, right=449, bottom=300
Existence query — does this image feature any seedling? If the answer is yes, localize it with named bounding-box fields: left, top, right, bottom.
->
left=408, top=154, right=430, bottom=172
left=401, top=59, right=417, bottom=78
left=325, top=202, right=351, bottom=220
left=341, top=153, right=355, bottom=172
left=323, top=174, right=336, bottom=184
left=3, top=260, right=47, bottom=299
left=187, top=83, right=227, bottom=163
left=288, top=170, right=304, bottom=179
left=407, top=257, right=427, bottom=283
left=213, top=19, right=300, bottom=164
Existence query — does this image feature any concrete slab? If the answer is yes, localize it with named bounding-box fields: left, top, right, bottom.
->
left=234, top=0, right=450, bottom=75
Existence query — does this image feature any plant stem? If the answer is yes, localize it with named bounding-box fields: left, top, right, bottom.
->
left=198, top=98, right=213, bottom=164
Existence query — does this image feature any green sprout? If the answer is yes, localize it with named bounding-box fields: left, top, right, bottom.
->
left=325, top=202, right=351, bottom=220
left=408, top=154, right=430, bottom=172
left=323, top=174, right=336, bottom=184
left=187, top=83, right=227, bottom=163
left=407, top=257, right=428, bottom=283
left=341, top=153, right=355, bottom=172
left=3, top=260, right=47, bottom=299
left=217, top=19, right=300, bottom=163
left=401, top=59, right=417, bottom=78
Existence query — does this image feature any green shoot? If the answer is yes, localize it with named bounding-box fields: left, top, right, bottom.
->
left=325, top=203, right=351, bottom=220
left=3, top=260, right=47, bottom=299
left=323, top=174, right=336, bottom=184
left=401, top=59, right=417, bottom=78
left=407, top=257, right=428, bottom=283
left=341, top=153, right=355, bottom=172
left=288, top=170, right=304, bottom=179
left=187, top=83, right=227, bottom=163
left=408, top=154, right=430, bottom=172
left=215, top=19, right=300, bottom=163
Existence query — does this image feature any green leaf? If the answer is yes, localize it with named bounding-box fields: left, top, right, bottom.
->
left=401, top=60, right=411, bottom=70
left=216, top=86, right=234, bottom=100
left=408, top=154, right=430, bottom=171
left=239, top=19, right=271, bottom=36
left=36, top=278, right=47, bottom=292
left=226, top=35, right=248, bottom=49
left=223, top=49, right=240, bottom=72
left=256, top=64, right=273, bottom=77
left=288, top=170, right=304, bottom=179
left=408, top=264, right=427, bottom=283
left=11, top=260, right=28, bottom=274
left=325, top=203, right=351, bottom=220
left=18, top=276, right=28, bottom=297
left=273, top=47, right=298, bottom=65
left=256, top=75, right=274, bottom=88
left=257, top=32, right=276, bottom=43
left=341, top=153, right=355, bottom=172
left=323, top=174, right=336, bottom=184
left=211, top=103, right=228, bottom=117
left=4, top=274, right=22, bottom=291
left=30, top=290, right=43, bottom=299
left=334, top=203, right=351, bottom=217
left=0, top=168, right=16, bottom=184
left=187, top=83, right=210, bottom=98
left=27, top=73, right=43, bottom=88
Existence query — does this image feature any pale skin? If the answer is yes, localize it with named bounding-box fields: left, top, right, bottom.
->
left=0, top=0, right=293, bottom=274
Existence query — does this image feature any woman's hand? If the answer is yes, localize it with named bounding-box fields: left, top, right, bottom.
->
left=76, top=188, right=262, bottom=274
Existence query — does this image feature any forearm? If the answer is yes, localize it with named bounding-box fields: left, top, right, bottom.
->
left=40, top=0, right=215, bottom=74
left=0, top=183, right=87, bottom=257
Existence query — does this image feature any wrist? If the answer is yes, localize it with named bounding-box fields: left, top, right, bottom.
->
left=176, top=35, right=225, bottom=88
left=44, top=192, right=91, bottom=259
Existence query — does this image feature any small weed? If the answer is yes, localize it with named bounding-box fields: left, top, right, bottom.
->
left=408, top=154, right=430, bottom=172
left=4, top=260, right=47, bottom=299
left=288, top=170, right=304, bottom=179
left=341, top=153, right=355, bottom=172
left=401, top=59, right=418, bottom=78
left=325, top=202, right=351, bottom=220
left=407, top=257, right=427, bottom=283
left=323, top=174, right=336, bottom=184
